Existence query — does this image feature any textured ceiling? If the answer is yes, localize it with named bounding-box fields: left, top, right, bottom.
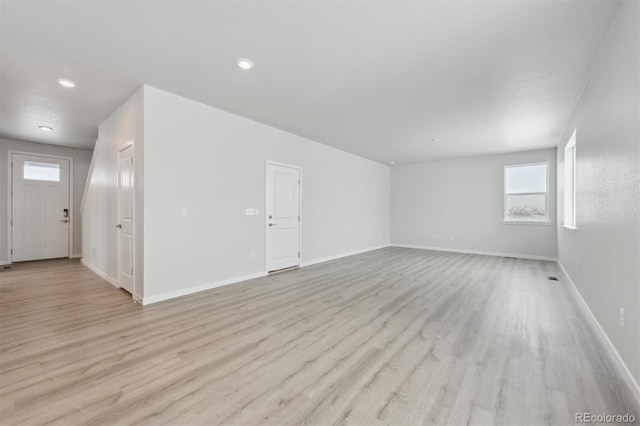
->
left=0, top=0, right=620, bottom=162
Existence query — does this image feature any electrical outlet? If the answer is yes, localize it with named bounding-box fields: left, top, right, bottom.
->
left=92, top=247, right=98, bottom=258
left=619, top=308, right=625, bottom=327
left=449, top=235, right=454, bottom=241
left=431, top=234, right=436, bottom=240
left=180, top=206, right=188, bottom=216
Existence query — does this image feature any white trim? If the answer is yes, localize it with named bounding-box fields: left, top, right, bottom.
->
left=557, top=262, right=640, bottom=406
left=300, top=244, right=391, bottom=267
left=142, top=271, right=268, bottom=305
left=563, top=129, right=577, bottom=229
left=7, top=151, right=75, bottom=263
left=561, top=225, right=578, bottom=231
left=265, top=161, right=302, bottom=272
left=0, top=259, right=10, bottom=266
left=502, top=220, right=551, bottom=226
left=70, top=253, right=82, bottom=259
left=504, top=162, right=550, bottom=224
left=142, top=245, right=391, bottom=305
left=117, top=141, right=136, bottom=297
left=69, top=158, right=74, bottom=258
left=391, top=243, right=558, bottom=261
left=5, top=153, right=10, bottom=265
left=81, top=258, right=119, bottom=288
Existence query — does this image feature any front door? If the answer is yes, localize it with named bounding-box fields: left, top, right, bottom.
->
left=11, top=153, right=70, bottom=262
left=266, top=163, right=301, bottom=272
left=117, top=144, right=134, bottom=293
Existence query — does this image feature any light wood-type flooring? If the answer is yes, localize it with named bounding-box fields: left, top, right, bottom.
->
left=1, top=248, right=638, bottom=425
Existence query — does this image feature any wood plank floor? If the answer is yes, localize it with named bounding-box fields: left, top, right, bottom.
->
left=1, top=248, right=638, bottom=425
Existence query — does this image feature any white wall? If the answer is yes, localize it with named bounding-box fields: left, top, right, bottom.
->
left=0, top=137, right=93, bottom=264
left=143, top=86, right=390, bottom=300
left=82, top=87, right=145, bottom=299
left=391, top=148, right=557, bottom=259
left=557, top=0, right=639, bottom=386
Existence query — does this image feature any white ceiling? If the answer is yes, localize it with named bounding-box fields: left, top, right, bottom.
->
left=0, top=0, right=620, bottom=163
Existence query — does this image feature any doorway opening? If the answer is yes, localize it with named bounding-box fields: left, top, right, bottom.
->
left=116, top=143, right=135, bottom=294
left=265, top=162, right=301, bottom=273
left=7, top=152, right=73, bottom=263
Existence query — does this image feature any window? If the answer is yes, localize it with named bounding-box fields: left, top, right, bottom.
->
left=564, top=130, right=577, bottom=229
left=504, top=163, right=549, bottom=223
left=24, top=161, right=60, bottom=181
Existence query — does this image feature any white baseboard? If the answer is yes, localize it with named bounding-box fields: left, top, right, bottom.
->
left=80, top=258, right=119, bottom=288
left=391, top=243, right=557, bottom=262
left=0, top=259, right=9, bottom=266
left=142, top=271, right=268, bottom=305
left=70, top=253, right=82, bottom=259
left=300, top=244, right=391, bottom=267
left=142, top=244, right=390, bottom=305
left=558, top=262, right=640, bottom=406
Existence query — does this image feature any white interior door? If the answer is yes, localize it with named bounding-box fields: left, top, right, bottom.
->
left=11, top=154, right=70, bottom=262
left=117, top=145, right=134, bottom=293
left=266, top=163, right=300, bottom=272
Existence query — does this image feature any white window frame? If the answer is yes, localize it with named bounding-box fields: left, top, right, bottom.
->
left=563, top=130, right=577, bottom=230
left=503, top=162, right=550, bottom=225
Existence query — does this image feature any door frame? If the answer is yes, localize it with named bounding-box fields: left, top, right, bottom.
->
left=6, top=151, right=74, bottom=265
left=117, top=141, right=136, bottom=296
left=265, top=161, right=302, bottom=271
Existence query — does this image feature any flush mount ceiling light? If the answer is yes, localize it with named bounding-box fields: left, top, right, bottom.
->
left=57, top=78, right=77, bottom=88
left=236, top=58, right=254, bottom=70
left=430, top=138, right=440, bottom=143
left=38, top=125, right=53, bottom=131
left=390, top=161, right=395, bottom=165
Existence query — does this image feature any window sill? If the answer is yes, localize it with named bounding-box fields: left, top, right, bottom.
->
left=562, top=225, right=578, bottom=231
left=503, top=220, right=551, bottom=226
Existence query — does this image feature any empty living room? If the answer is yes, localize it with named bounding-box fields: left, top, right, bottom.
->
left=0, top=0, right=638, bottom=425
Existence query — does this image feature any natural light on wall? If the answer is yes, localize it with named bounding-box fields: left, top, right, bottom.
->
left=504, top=163, right=549, bottom=223
left=24, top=161, right=61, bottom=182
left=564, top=130, right=577, bottom=229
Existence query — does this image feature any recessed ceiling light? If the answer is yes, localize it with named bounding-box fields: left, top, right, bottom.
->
left=236, top=58, right=254, bottom=70
left=390, top=161, right=395, bottom=165
left=430, top=138, right=440, bottom=143
left=38, top=125, right=53, bottom=131
left=57, top=78, right=77, bottom=88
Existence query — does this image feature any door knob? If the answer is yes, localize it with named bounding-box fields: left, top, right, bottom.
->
left=269, top=223, right=277, bottom=227
left=116, top=224, right=122, bottom=228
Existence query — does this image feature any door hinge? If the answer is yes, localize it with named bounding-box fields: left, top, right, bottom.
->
left=298, top=179, right=300, bottom=185
left=131, top=267, right=133, bottom=274
left=298, top=251, right=300, bottom=258
left=298, top=215, right=300, bottom=222
left=11, top=249, right=13, bottom=255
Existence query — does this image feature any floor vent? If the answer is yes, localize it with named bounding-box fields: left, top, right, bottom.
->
left=503, top=256, right=518, bottom=260
left=548, top=276, right=559, bottom=281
